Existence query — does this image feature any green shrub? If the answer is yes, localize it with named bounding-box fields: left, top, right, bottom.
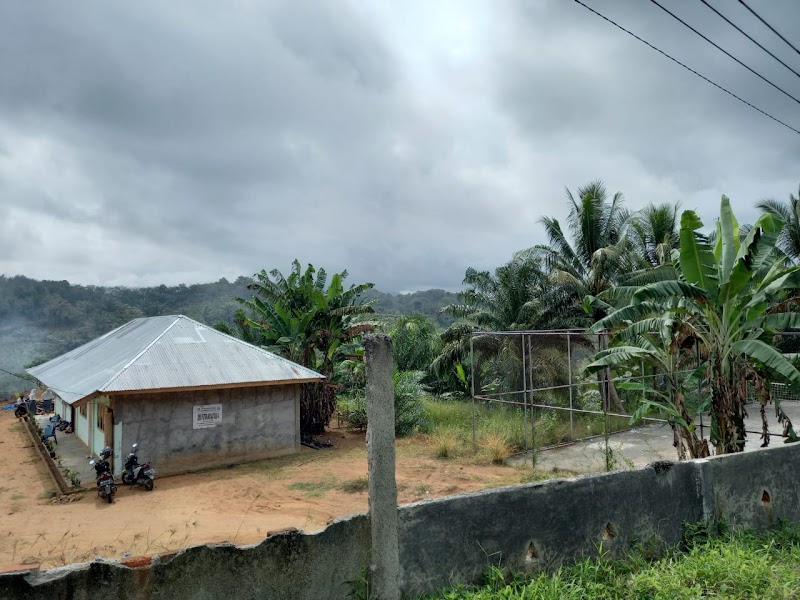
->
left=338, top=371, right=431, bottom=436
left=394, top=371, right=431, bottom=436
left=338, top=393, right=368, bottom=430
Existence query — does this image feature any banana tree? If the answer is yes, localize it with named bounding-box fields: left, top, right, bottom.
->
left=588, top=196, right=800, bottom=454
left=239, top=260, right=376, bottom=435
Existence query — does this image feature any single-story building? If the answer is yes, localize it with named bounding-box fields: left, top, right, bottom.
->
left=27, top=315, right=323, bottom=476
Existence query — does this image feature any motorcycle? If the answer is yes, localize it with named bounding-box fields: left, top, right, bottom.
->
left=90, top=447, right=117, bottom=503
left=120, top=443, right=155, bottom=491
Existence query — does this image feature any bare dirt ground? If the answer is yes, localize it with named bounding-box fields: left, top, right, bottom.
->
left=0, top=412, right=529, bottom=569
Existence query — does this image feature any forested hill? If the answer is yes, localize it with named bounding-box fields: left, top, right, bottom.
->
left=0, top=275, right=457, bottom=396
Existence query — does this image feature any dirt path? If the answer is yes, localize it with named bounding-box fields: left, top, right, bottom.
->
left=0, top=412, right=520, bottom=568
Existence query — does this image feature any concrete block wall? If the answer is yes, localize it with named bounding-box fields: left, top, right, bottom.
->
left=2, top=442, right=799, bottom=599
left=114, top=384, right=300, bottom=476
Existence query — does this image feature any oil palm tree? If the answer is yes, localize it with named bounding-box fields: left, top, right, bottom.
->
left=432, top=256, right=570, bottom=398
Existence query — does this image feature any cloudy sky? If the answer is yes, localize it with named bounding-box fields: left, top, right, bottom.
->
left=1, top=0, right=798, bottom=293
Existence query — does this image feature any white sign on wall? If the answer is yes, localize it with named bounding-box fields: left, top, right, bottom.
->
left=193, top=404, right=223, bottom=429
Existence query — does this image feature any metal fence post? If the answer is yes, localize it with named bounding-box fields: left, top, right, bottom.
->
left=567, top=333, right=574, bottom=439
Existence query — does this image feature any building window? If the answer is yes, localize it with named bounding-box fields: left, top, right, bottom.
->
left=79, top=404, right=86, bottom=418
left=96, top=406, right=105, bottom=432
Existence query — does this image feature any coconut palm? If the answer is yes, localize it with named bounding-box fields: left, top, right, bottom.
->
left=536, top=180, right=634, bottom=325
left=631, top=202, right=680, bottom=267
left=757, top=185, right=800, bottom=263
left=535, top=180, right=636, bottom=410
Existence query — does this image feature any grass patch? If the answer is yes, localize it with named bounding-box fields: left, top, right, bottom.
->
left=423, top=397, right=638, bottom=458
left=10, top=492, right=24, bottom=500
left=339, top=477, right=369, bottom=493
left=418, top=522, right=800, bottom=599
left=413, top=484, right=432, bottom=497
left=287, top=476, right=337, bottom=498
left=38, top=489, right=58, bottom=500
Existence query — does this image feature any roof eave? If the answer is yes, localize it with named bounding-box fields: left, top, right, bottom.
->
left=102, top=377, right=325, bottom=396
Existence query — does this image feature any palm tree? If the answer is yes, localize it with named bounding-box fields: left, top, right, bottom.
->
left=631, top=202, right=680, bottom=267
left=240, top=260, right=375, bottom=435
left=536, top=180, right=633, bottom=325
left=756, top=185, right=800, bottom=263
left=432, top=256, right=569, bottom=398
left=536, top=180, right=634, bottom=410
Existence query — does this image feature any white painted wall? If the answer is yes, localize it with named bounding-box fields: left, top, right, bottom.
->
left=75, top=402, right=89, bottom=445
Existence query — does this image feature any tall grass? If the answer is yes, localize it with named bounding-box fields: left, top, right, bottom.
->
left=424, top=397, right=636, bottom=453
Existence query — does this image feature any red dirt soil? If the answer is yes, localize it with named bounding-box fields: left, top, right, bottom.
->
left=0, top=411, right=517, bottom=568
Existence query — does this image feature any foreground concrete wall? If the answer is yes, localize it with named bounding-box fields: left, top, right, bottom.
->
left=114, top=385, right=300, bottom=476
left=3, top=443, right=800, bottom=599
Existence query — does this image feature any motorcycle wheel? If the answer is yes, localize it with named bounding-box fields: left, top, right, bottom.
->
left=107, top=493, right=113, bottom=504
left=121, top=473, right=133, bottom=485
left=144, top=479, right=154, bottom=491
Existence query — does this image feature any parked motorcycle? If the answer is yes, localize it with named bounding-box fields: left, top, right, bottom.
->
left=120, top=443, right=155, bottom=491
left=90, top=447, right=117, bottom=503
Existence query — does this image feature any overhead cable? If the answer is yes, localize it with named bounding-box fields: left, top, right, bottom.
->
left=571, top=0, right=800, bottom=136
left=738, top=0, right=800, bottom=58
left=648, top=0, right=800, bottom=107
left=698, top=0, right=800, bottom=81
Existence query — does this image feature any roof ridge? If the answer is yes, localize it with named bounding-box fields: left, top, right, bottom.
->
left=97, top=316, right=182, bottom=391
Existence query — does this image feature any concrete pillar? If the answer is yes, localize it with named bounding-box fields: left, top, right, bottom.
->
left=364, top=334, right=400, bottom=600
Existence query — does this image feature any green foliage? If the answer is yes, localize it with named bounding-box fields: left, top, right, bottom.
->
left=390, top=314, right=440, bottom=372
left=237, top=260, right=375, bottom=435
left=420, top=523, right=800, bottom=599
left=337, top=371, right=431, bottom=436
left=589, top=196, right=800, bottom=454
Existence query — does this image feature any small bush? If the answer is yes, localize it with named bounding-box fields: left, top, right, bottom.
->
left=480, top=432, right=512, bottom=464
left=339, top=477, right=369, bottom=493
left=394, top=371, right=431, bottom=436
left=431, top=430, right=461, bottom=459
left=338, top=371, right=431, bottom=437
left=338, top=394, right=368, bottom=430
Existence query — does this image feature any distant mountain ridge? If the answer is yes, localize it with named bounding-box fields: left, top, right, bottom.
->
left=0, top=274, right=458, bottom=396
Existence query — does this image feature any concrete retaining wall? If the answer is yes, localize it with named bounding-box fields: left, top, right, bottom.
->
left=114, top=384, right=300, bottom=476
left=2, top=442, right=799, bottom=599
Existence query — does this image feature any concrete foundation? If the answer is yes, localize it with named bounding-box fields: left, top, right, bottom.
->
left=2, top=442, right=800, bottom=599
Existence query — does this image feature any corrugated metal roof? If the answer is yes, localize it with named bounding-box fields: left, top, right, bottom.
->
left=27, top=315, right=323, bottom=405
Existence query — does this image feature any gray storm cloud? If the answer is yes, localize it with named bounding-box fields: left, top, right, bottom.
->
left=0, top=0, right=798, bottom=291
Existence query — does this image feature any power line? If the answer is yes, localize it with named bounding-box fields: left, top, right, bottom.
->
left=738, top=0, right=800, bottom=58
left=0, top=367, right=36, bottom=383
left=648, top=0, right=800, bottom=107
left=571, top=0, right=800, bottom=136
left=698, top=0, right=800, bottom=81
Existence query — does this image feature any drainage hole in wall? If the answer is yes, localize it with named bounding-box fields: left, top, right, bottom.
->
left=525, top=542, right=539, bottom=562
left=602, top=523, right=617, bottom=541
left=762, top=490, right=771, bottom=504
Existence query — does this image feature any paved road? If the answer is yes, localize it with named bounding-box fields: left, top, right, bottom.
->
left=510, top=401, right=800, bottom=473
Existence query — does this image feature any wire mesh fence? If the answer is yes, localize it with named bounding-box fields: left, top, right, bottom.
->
left=468, top=329, right=799, bottom=473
